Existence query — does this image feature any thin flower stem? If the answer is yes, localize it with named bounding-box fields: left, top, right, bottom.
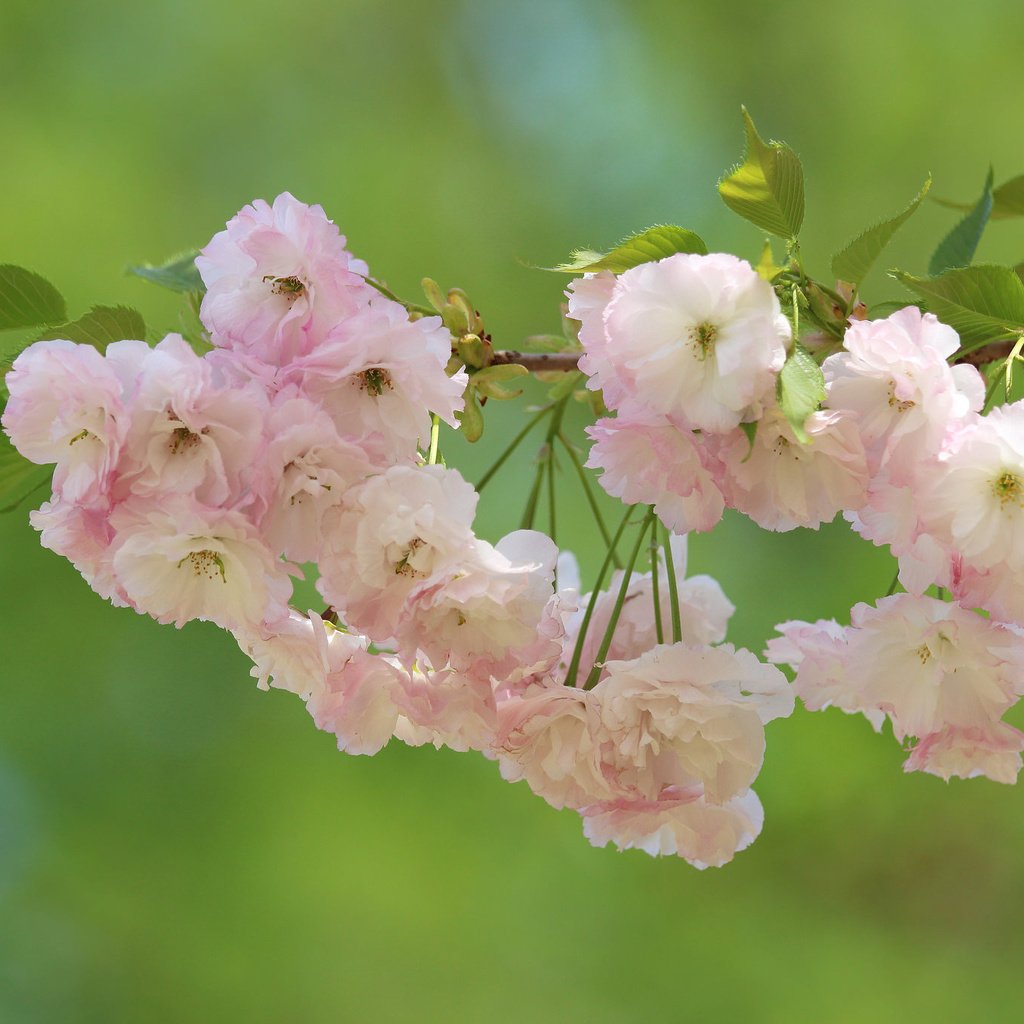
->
left=547, top=445, right=557, bottom=550
left=557, top=430, right=622, bottom=570
left=660, top=523, right=683, bottom=644
left=520, top=397, right=569, bottom=531
left=885, top=569, right=902, bottom=597
left=427, top=414, right=441, bottom=465
left=476, top=403, right=553, bottom=492
left=583, top=507, right=656, bottom=690
left=563, top=505, right=635, bottom=689
left=648, top=510, right=664, bottom=646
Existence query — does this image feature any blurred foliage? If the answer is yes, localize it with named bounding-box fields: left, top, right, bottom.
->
left=3, top=1, right=1024, bottom=1021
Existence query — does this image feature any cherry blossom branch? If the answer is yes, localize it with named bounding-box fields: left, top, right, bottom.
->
left=490, top=350, right=581, bottom=372
left=955, top=339, right=1018, bottom=366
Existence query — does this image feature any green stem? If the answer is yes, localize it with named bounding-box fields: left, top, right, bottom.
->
left=885, top=569, right=901, bottom=597
left=547, top=442, right=557, bottom=550
left=520, top=397, right=569, bottom=531
left=476, top=403, right=553, bottom=493
left=427, top=414, right=441, bottom=465
left=520, top=458, right=546, bottom=530
left=583, top=508, right=656, bottom=690
left=563, top=505, right=635, bottom=689
left=648, top=511, right=664, bottom=646
left=557, top=431, right=622, bottom=570
left=661, top=523, right=683, bottom=644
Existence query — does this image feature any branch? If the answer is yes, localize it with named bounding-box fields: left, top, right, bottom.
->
left=490, top=350, right=582, bottom=372
left=954, top=340, right=1017, bottom=367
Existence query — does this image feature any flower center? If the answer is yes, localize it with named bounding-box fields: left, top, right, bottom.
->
left=177, top=549, right=226, bottom=582
left=690, top=321, right=718, bottom=360
left=992, top=470, right=1024, bottom=509
left=263, top=274, right=306, bottom=301
left=394, top=537, right=426, bottom=577
left=68, top=428, right=96, bottom=446
left=887, top=381, right=915, bottom=413
left=358, top=367, right=394, bottom=397
left=169, top=425, right=205, bottom=454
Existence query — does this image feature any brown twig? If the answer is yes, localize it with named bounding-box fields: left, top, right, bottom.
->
left=490, top=350, right=581, bottom=372
left=954, top=341, right=1017, bottom=367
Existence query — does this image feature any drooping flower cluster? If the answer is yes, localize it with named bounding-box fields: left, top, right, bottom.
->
left=7, top=189, right=1023, bottom=871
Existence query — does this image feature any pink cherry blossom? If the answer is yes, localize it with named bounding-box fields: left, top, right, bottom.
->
left=197, top=192, right=375, bottom=365
left=586, top=414, right=726, bottom=534
left=580, top=786, right=764, bottom=867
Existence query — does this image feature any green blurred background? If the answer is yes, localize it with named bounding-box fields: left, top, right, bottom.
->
left=2, top=1, right=1024, bottom=1020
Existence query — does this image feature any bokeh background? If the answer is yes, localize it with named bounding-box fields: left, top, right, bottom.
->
left=2, top=1, right=1024, bottom=1020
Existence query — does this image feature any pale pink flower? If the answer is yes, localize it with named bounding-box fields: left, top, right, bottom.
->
left=2, top=339, right=130, bottom=503
left=235, top=609, right=366, bottom=696
left=903, top=722, right=1024, bottom=784
left=586, top=415, right=725, bottom=534
left=580, top=786, right=764, bottom=867
left=29, top=497, right=128, bottom=607
left=824, top=307, right=982, bottom=482
left=316, top=464, right=479, bottom=641
left=290, top=300, right=466, bottom=463
left=591, top=642, right=792, bottom=804
left=253, top=393, right=374, bottom=562
left=495, top=681, right=612, bottom=810
left=952, top=559, right=1024, bottom=627
left=921, top=403, right=1024, bottom=573
left=120, top=334, right=267, bottom=508
left=566, top=271, right=626, bottom=407
left=305, top=647, right=407, bottom=756
left=576, top=252, right=789, bottom=431
left=399, top=530, right=558, bottom=678
left=716, top=405, right=868, bottom=532
left=771, top=595, right=1024, bottom=746
left=109, top=496, right=293, bottom=631
left=395, top=662, right=499, bottom=753
left=197, top=192, right=375, bottom=365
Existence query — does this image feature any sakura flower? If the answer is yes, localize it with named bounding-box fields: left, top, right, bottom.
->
left=580, top=786, right=764, bottom=867
left=574, top=252, right=790, bottom=431
left=823, top=306, right=982, bottom=482
left=119, top=335, right=267, bottom=508
left=395, top=662, right=499, bottom=753
left=591, top=642, right=793, bottom=804
left=316, top=464, right=479, bottom=641
left=291, top=300, right=466, bottom=464
left=399, top=530, right=558, bottom=679
left=922, top=403, right=1024, bottom=572
left=903, top=722, right=1024, bottom=784
left=109, top=496, right=293, bottom=631
left=586, top=414, right=725, bottom=534
left=715, top=405, right=868, bottom=532
left=2, top=339, right=132, bottom=503
left=197, top=192, right=375, bottom=365
left=253, top=393, right=375, bottom=562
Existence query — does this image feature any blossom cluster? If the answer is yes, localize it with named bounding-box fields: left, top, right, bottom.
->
left=6, top=190, right=1024, bottom=869
left=572, top=255, right=1024, bottom=781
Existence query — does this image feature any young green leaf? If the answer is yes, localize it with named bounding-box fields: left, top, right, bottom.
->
left=755, top=239, right=784, bottom=282
left=127, top=251, right=204, bottom=293
left=831, top=177, right=931, bottom=286
left=935, top=173, right=1024, bottom=221
left=928, top=168, right=994, bottom=276
left=0, top=265, right=67, bottom=331
left=35, top=305, right=146, bottom=353
left=719, top=108, right=804, bottom=239
left=458, top=392, right=484, bottom=442
left=892, top=265, right=1024, bottom=346
left=777, top=342, right=824, bottom=443
left=0, top=432, right=52, bottom=513
left=548, top=225, right=707, bottom=274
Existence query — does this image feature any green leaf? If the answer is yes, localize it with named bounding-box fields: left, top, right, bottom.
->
left=777, top=342, right=824, bottom=443
left=935, top=173, right=1024, bottom=220
left=755, top=239, right=784, bottom=282
left=892, top=265, right=1024, bottom=346
left=521, top=333, right=574, bottom=353
left=0, top=431, right=52, bottom=513
left=35, top=306, right=146, bottom=353
left=718, top=108, right=804, bottom=239
left=0, top=265, right=67, bottom=331
left=831, top=177, right=931, bottom=285
left=548, top=225, right=707, bottom=274
left=928, top=168, right=994, bottom=276
left=127, top=251, right=204, bottom=293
